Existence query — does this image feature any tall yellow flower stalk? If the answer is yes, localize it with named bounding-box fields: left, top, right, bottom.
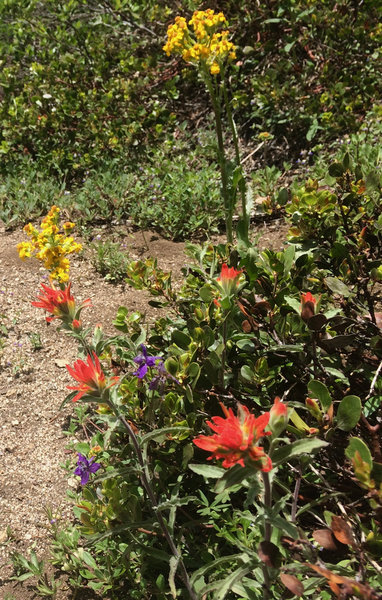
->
left=163, top=10, right=248, bottom=245
left=17, top=205, right=82, bottom=282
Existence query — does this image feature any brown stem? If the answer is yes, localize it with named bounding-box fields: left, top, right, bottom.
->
left=361, top=414, right=382, bottom=463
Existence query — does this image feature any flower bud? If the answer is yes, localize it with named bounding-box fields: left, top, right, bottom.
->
left=269, top=397, right=288, bottom=437
left=305, top=397, right=322, bottom=422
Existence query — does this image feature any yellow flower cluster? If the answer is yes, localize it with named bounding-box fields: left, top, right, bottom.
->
left=163, top=9, right=236, bottom=76
left=17, top=206, right=82, bottom=282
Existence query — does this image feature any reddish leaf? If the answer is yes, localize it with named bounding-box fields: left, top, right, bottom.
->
left=280, top=573, right=304, bottom=597
left=242, top=319, right=252, bottom=333
left=258, top=541, right=281, bottom=568
left=331, top=516, right=356, bottom=548
left=313, top=529, right=339, bottom=551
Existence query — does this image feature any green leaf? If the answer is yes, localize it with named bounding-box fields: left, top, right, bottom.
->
left=345, top=437, right=372, bottom=467
left=188, top=464, right=225, bottom=479
left=342, top=152, right=351, bottom=171
left=200, top=285, right=213, bottom=302
left=171, top=330, right=191, bottom=349
left=363, top=395, right=382, bottom=418
left=214, top=464, right=254, bottom=492
left=284, top=295, right=302, bottom=314
left=325, top=277, right=351, bottom=297
left=213, top=565, right=253, bottom=600
left=80, top=550, right=98, bottom=570
left=328, top=162, right=344, bottom=177
left=190, top=553, right=250, bottom=588
left=241, top=364, right=254, bottom=381
left=272, top=438, right=328, bottom=466
left=283, top=245, right=295, bottom=276
left=336, top=395, right=362, bottom=431
left=169, top=555, right=179, bottom=599
left=308, top=380, right=332, bottom=411
left=140, top=427, right=191, bottom=446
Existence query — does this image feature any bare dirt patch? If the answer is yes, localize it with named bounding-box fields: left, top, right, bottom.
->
left=0, top=220, right=288, bottom=599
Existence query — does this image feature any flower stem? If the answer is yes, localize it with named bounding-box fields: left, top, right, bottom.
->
left=108, top=403, right=197, bottom=600
left=219, top=316, right=228, bottom=389
left=223, top=83, right=248, bottom=235
left=205, top=74, right=233, bottom=244
left=261, top=470, right=273, bottom=598
left=261, top=470, right=272, bottom=543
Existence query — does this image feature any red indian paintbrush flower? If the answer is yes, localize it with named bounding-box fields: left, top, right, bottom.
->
left=66, top=352, right=119, bottom=402
left=300, top=291, right=317, bottom=321
left=193, top=403, right=272, bottom=471
left=32, top=282, right=91, bottom=324
left=216, top=263, right=243, bottom=297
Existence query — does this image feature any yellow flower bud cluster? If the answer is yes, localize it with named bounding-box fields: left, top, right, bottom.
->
left=17, top=206, right=82, bottom=282
left=163, top=9, right=236, bottom=76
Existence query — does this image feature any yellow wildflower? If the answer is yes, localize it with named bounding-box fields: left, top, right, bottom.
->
left=163, top=9, right=236, bottom=75
left=17, top=206, right=81, bottom=281
left=210, top=62, right=220, bottom=75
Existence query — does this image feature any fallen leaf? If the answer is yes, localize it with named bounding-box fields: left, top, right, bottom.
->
left=280, top=573, right=304, bottom=597
left=331, top=516, right=356, bottom=548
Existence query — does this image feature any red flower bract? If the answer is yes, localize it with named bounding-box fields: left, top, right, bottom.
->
left=66, top=352, right=119, bottom=402
left=301, top=291, right=317, bottom=321
left=32, top=282, right=91, bottom=323
left=32, top=282, right=76, bottom=322
left=216, top=263, right=243, bottom=297
left=218, top=264, right=243, bottom=282
left=193, top=403, right=272, bottom=471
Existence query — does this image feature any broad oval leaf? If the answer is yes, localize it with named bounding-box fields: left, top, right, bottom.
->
left=336, top=395, right=361, bottom=431
left=345, top=437, right=372, bottom=467
left=325, top=277, right=351, bottom=297
left=307, top=380, right=332, bottom=412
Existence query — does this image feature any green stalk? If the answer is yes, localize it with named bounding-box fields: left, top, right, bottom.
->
left=108, top=400, right=197, bottom=600
left=261, top=469, right=273, bottom=598
left=204, top=73, right=233, bottom=244
left=219, top=316, right=228, bottom=388
left=222, top=82, right=248, bottom=233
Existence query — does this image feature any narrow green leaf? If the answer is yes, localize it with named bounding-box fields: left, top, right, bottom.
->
left=214, top=565, right=253, bottom=600
left=190, top=553, right=250, bottom=587
left=140, top=427, right=191, bottom=446
left=188, top=463, right=225, bottom=479
left=283, top=245, right=295, bottom=276
left=169, top=555, right=179, bottom=599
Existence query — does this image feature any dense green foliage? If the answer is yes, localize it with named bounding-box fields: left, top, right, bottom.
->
left=1, top=0, right=381, bottom=180
left=3, top=4, right=382, bottom=596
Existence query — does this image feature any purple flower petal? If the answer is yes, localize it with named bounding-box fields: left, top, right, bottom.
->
left=74, top=453, right=101, bottom=485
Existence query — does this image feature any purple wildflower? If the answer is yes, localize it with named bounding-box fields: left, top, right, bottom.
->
left=74, top=453, right=101, bottom=485
left=149, top=361, right=179, bottom=393
left=133, top=344, right=162, bottom=379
